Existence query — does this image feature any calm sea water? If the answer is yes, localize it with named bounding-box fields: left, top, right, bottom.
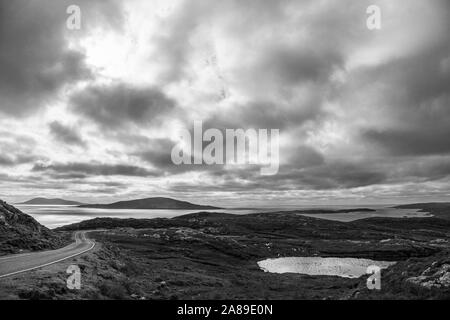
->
left=297, top=207, right=430, bottom=222
left=14, top=205, right=263, bottom=229
left=14, top=204, right=431, bottom=229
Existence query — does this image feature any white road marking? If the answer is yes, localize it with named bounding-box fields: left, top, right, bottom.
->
left=0, top=232, right=95, bottom=279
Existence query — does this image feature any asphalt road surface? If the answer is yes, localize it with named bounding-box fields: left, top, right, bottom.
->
left=0, top=231, right=95, bottom=279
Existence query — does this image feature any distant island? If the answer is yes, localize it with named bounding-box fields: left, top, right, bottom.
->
left=19, top=198, right=85, bottom=205
left=293, top=208, right=376, bottom=214
left=79, top=197, right=220, bottom=210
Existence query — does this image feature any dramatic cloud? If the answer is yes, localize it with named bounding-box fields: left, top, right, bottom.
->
left=32, top=162, right=158, bottom=178
left=0, top=133, right=42, bottom=167
left=1, top=0, right=449, bottom=204
left=0, top=155, right=37, bottom=167
left=203, top=99, right=325, bottom=131
left=359, top=42, right=450, bottom=156
left=0, top=0, right=123, bottom=117
left=134, top=138, right=176, bottom=170
left=70, top=83, right=177, bottom=129
left=49, top=121, right=85, bottom=147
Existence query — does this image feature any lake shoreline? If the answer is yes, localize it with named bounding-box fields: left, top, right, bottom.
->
left=14, top=204, right=433, bottom=229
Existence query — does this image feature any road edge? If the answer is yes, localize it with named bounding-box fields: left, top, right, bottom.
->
left=0, top=232, right=96, bottom=279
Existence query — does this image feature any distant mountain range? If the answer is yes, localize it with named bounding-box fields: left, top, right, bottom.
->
left=79, top=197, right=220, bottom=210
left=20, top=198, right=84, bottom=205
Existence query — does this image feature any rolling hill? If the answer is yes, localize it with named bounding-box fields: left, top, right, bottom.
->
left=79, top=197, right=220, bottom=210
left=20, top=198, right=84, bottom=205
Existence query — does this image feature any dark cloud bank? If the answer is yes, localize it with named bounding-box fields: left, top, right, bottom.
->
left=1, top=0, right=450, bottom=202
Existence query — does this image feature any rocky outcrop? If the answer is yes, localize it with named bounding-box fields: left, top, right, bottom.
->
left=407, top=263, right=450, bottom=289
left=0, top=200, right=66, bottom=256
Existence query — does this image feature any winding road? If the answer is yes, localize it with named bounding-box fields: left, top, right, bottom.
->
left=0, top=231, right=95, bottom=279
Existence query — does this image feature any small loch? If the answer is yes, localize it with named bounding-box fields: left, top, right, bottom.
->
left=258, top=257, right=396, bottom=278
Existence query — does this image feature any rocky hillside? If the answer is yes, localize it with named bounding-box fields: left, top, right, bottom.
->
left=0, top=200, right=67, bottom=256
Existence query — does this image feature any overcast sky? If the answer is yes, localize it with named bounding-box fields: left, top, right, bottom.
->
left=0, top=0, right=449, bottom=206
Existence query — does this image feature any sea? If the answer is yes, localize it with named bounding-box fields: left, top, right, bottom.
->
left=14, top=204, right=431, bottom=229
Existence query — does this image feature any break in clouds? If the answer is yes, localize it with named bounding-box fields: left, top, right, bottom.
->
left=0, top=0, right=449, bottom=206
